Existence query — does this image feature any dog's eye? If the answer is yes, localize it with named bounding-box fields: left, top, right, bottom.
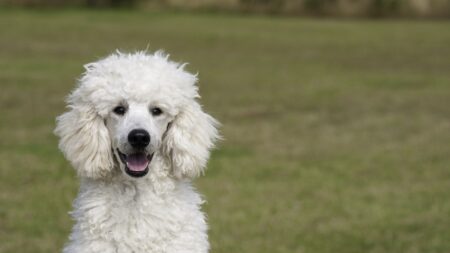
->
left=151, top=107, right=163, bottom=116
left=113, top=106, right=126, bottom=115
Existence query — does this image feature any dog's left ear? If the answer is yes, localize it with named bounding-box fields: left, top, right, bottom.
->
left=162, top=101, right=220, bottom=179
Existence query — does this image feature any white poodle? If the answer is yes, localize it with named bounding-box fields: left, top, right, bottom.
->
left=55, top=51, right=220, bottom=253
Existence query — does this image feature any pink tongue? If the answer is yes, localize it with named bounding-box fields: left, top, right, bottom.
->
left=126, top=153, right=149, bottom=172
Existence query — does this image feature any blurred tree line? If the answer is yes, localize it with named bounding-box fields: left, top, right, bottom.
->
left=0, top=0, right=449, bottom=17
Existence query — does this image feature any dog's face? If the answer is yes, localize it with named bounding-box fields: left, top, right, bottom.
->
left=55, top=51, right=219, bottom=180
left=106, top=100, right=174, bottom=178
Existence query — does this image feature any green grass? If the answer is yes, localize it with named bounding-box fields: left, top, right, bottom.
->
left=0, top=9, right=449, bottom=253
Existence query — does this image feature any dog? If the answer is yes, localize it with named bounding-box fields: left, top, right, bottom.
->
left=55, top=51, right=219, bottom=253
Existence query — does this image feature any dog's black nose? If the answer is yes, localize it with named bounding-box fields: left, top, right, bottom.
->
left=128, top=129, right=150, bottom=148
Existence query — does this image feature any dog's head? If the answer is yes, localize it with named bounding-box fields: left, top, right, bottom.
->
left=55, top=51, right=219, bottom=179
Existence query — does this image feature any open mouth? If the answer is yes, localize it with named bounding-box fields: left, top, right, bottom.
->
left=117, top=149, right=153, bottom=178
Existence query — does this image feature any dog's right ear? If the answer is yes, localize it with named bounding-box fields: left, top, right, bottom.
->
left=55, top=103, right=114, bottom=179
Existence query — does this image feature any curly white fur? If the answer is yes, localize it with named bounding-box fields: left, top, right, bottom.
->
left=55, top=51, right=219, bottom=253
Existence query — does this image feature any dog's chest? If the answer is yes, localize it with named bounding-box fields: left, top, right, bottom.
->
left=74, top=181, right=204, bottom=252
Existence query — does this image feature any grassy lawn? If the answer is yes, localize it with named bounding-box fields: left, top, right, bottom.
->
left=0, top=9, right=449, bottom=253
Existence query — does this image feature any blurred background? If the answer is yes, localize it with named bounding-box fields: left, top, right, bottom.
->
left=0, top=1, right=449, bottom=253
